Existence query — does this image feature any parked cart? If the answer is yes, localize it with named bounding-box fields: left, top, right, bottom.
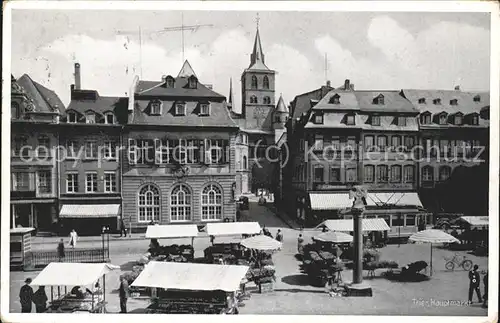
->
left=30, top=262, right=119, bottom=313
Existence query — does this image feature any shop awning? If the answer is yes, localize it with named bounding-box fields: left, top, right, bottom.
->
left=131, top=261, right=249, bottom=292
left=59, top=204, right=120, bottom=218
left=366, top=192, right=423, bottom=208
left=31, top=263, right=120, bottom=287
left=309, top=193, right=352, bottom=210
left=206, top=222, right=261, bottom=236
left=459, top=216, right=489, bottom=227
left=145, top=224, right=199, bottom=239
left=316, top=218, right=391, bottom=232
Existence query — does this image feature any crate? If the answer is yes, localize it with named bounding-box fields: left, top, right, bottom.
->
left=258, top=282, right=274, bottom=293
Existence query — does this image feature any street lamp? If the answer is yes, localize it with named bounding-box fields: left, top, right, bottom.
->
left=101, top=226, right=110, bottom=261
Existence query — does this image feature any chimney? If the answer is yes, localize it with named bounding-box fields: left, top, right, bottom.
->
left=344, top=79, right=350, bottom=90
left=74, top=63, right=81, bottom=90
left=326, top=80, right=331, bottom=87
left=454, top=85, right=460, bottom=91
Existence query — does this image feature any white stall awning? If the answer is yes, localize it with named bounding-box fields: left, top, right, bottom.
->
left=145, top=224, right=199, bottom=239
left=31, top=263, right=120, bottom=287
left=206, top=222, right=261, bottom=236
left=309, top=193, right=352, bottom=210
left=316, top=218, right=391, bottom=232
left=59, top=204, right=120, bottom=218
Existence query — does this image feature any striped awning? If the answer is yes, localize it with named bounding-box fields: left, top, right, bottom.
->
left=316, top=218, right=391, bottom=232
left=366, top=192, right=423, bottom=208
left=59, top=204, right=120, bottom=218
left=309, top=193, right=352, bottom=210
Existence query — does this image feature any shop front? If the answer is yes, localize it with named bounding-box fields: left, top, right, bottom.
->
left=58, top=204, right=121, bottom=236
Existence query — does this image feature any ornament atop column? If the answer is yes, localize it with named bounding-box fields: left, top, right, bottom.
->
left=349, top=185, right=367, bottom=212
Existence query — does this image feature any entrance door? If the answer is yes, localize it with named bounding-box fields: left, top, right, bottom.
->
left=12, top=204, right=32, bottom=228
left=36, top=204, right=55, bottom=231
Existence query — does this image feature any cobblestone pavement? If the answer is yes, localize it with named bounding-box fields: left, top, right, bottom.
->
left=9, top=203, right=489, bottom=315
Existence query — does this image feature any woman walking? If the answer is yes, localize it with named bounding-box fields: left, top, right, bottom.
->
left=69, top=229, right=78, bottom=249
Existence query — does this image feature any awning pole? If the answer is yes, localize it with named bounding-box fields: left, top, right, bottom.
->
left=430, top=243, right=433, bottom=277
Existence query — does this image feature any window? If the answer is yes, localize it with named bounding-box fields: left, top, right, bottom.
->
left=85, top=141, right=97, bottom=159
left=328, top=167, right=340, bottom=183
left=346, top=138, right=356, bottom=151
left=422, top=166, right=434, bottom=182
left=175, top=103, right=186, bottom=116
left=188, top=76, right=198, bottom=89
left=104, top=112, right=115, bottom=124
left=420, top=113, right=431, bottom=125
left=128, top=139, right=137, bottom=164
left=345, top=168, right=357, bottom=183
left=201, top=184, right=223, bottom=221
left=251, top=75, right=258, bottom=89
left=471, top=114, right=479, bottom=125
left=397, top=117, right=406, bottom=126
left=329, top=94, right=340, bottom=104
left=36, top=136, right=50, bottom=157
left=418, top=98, right=426, bottom=104
left=137, top=139, right=154, bottom=164
left=170, top=184, right=192, bottom=222
left=103, top=141, right=117, bottom=159
left=439, top=139, right=449, bottom=156
left=243, top=156, right=247, bottom=169
left=200, top=103, right=210, bottom=116
left=404, top=136, right=415, bottom=150
left=433, top=98, right=442, bottom=105
left=391, top=136, right=401, bottom=150
left=263, top=96, right=271, bottom=104
left=346, top=114, right=355, bottom=125
left=390, top=165, right=402, bottom=182
left=104, top=172, right=117, bottom=193
left=38, top=171, right=52, bottom=193
left=13, top=172, right=30, bottom=191
left=85, top=172, right=98, bottom=192
left=150, top=101, right=162, bottom=115
left=454, top=114, right=462, bottom=125
left=377, top=165, right=388, bottom=182
left=66, top=173, right=78, bottom=193
left=377, top=136, right=387, bottom=151
left=205, top=139, right=228, bottom=164
left=439, top=166, right=451, bottom=181
left=392, top=215, right=404, bottom=227
left=473, top=95, right=481, bottom=102
left=186, top=139, right=200, bottom=164
left=166, top=77, right=175, bottom=88
left=450, top=99, right=458, bottom=106
left=314, top=113, right=324, bottom=124
left=250, top=96, right=258, bottom=104
left=405, top=215, right=416, bottom=226
left=263, top=76, right=270, bottom=89
left=438, top=113, right=448, bottom=125
left=364, top=135, right=374, bottom=151
left=68, top=112, right=78, bottom=123
left=313, top=165, right=324, bottom=183
left=85, top=112, right=95, bottom=124
left=67, top=140, right=78, bottom=158
left=364, top=165, right=374, bottom=183
left=373, top=95, right=384, bottom=105
left=13, top=137, right=28, bottom=156
left=314, top=135, right=323, bottom=150
left=11, top=102, right=19, bottom=119
left=404, top=165, right=415, bottom=183
left=138, top=184, right=160, bottom=223
left=371, top=115, right=380, bottom=126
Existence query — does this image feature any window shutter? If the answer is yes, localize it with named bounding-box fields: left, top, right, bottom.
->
left=128, top=138, right=137, bottom=164
left=154, top=139, right=161, bottom=164
left=199, top=140, right=205, bottom=163
left=224, top=140, right=229, bottom=163
left=205, top=139, right=211, bottom=164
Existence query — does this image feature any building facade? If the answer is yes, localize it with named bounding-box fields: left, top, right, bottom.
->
left=122, top=61, right=239, bottom=231
left=10, top=74, right=64, bottom=232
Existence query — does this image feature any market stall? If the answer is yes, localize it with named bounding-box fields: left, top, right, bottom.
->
left=131, top=261, right=249, bottom=314
left=30, top=262, right=119, bottom=313
left=10, top=227, right=35, bottom=270
left=144, top=224, right=198, bottom=262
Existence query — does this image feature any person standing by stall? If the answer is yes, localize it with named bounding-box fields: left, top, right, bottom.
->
left=57, top=238, right=65, bottom=262
left=297, top=234, right=304, bottom=255
left=33, top=286, right=48, bottom=313
left=119, top=275, right=130, bottom=313
left=69, top=229, right=78, bottom=249
left=19, top=278, right=34, bottom=313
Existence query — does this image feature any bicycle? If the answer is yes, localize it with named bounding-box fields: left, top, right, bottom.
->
left=444, top=253, right=473, bottom=271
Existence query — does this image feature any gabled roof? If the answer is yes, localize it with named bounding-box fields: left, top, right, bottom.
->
left=16, top=74, right=65, bottom=114
left=177, top=60, right=197, bottom=78
left=275, top=94, right=288, bottom=113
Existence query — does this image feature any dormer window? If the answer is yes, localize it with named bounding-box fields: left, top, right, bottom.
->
left=166, top=76, right=175, bottom=88
left=314, top=113, right=324, bottom=124
left=151, top=100, right=162, bottom=115
left=420, top=112, right=431, bottom=125
left=373, top=94, right=384, bottom=105
left=371, top=115, right=380, bottom=126
left=450, top=99, right=458, bottom=106
left=85, top=112, right=95, bottom=124
left=473, top=95, right=481, bottom=102
left=67, top=112, right=78, bottom=123
left=438, top=113, right=448, bottom=125
left=433, top=98, right=442, bottom=105
left=188, top=76, right=198, bottom=89
left=200, top=103, right=210, bottom=116
left=175, top=102, right=186, bottom=116
left=329, top=94, right=340, bottom=104
left=104, top=112, right=115, bottom=124
left=454, top=113, right=463, bottom=125
left=418, top=98, right=426, bottom=104
left=471, top=114, right=479, bottom=125
left=346, top=114, right=355, bottom=125
left=396, top=116, right=406, bottom=126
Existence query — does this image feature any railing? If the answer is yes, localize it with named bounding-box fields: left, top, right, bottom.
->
left=25, top=248, right=109, bottom=269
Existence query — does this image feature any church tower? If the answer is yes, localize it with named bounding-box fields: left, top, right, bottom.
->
left=241, top=25, right=276, bottom=131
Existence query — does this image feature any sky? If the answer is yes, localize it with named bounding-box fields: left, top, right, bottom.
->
left=10, top=10, right=491, bottom=113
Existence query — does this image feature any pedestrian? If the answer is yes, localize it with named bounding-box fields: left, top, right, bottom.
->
left=482, top=271, right=488, bottom=308
left=468, top=264, right=482, bottom=304
left=119, top=275, right=130, bottom=313
left=275, top=229, right=283, bottom=242
left=69, top=229, right=78, bottom=249
left=33, top=286, right=48, bottom=313
left=297, top=234, right=304, bottom=254
left=57, top=238, right=65, bottom=262
left=119, top=218, right=127, bottom=237
left=218, top=255, right=225, bottom=265
left=19, top=278, right=34, bottom=313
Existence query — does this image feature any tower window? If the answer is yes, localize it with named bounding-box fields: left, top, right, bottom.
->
left=263, top=76, right=270, bottom=89
left=263, top=96, right=271, bottom=104
left=250, top=96, right=258, bottom=104
left=251, top=75, right=258, bottom=89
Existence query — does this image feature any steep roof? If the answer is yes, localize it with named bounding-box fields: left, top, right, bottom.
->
left=275, top=94, right=288, bottom=113
left=312, top=89, right=359, bottom=111
left=247, top=29, right=271, bottom=71
left=291, top=85, right=333, bottom=119
left=67, top=95, right=125, bottom=115
left=177, top=60, right=197, bottom=78
left=354, top=91, right=419, bottom=114
left=136, top=77, right=225, bottom=99
left=16, top=74, right=65, bottom=114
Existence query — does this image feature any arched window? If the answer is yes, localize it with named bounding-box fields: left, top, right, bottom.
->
left=138, top=184, right=160, bottom=223
left=251, top=75, right=258, bottom=89
left=243, top=156, right=248, bottom=169
left=263, top=96, right=271, bottom=104
left=439, top=166, right=451, bottom=181
left=201, top=184, right=223, bottom=220
left=170, top=184, right=192, bottom=222
left=422, top=166, right=434, bottom=182
left=250, top=96, right=258, bottom=104
left=263, top=76, right=270, bottom=89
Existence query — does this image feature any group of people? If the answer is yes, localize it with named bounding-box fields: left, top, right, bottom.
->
left=468, top=265, right=488, bottom=308
left=56, top=229, right=79, bottom=261
left=19, top=278, right=48, bottom=313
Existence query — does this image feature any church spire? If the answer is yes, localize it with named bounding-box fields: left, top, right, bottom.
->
left=228, top=78, right=234, bottom=107
left=247, top=14, right=270, bottom=71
